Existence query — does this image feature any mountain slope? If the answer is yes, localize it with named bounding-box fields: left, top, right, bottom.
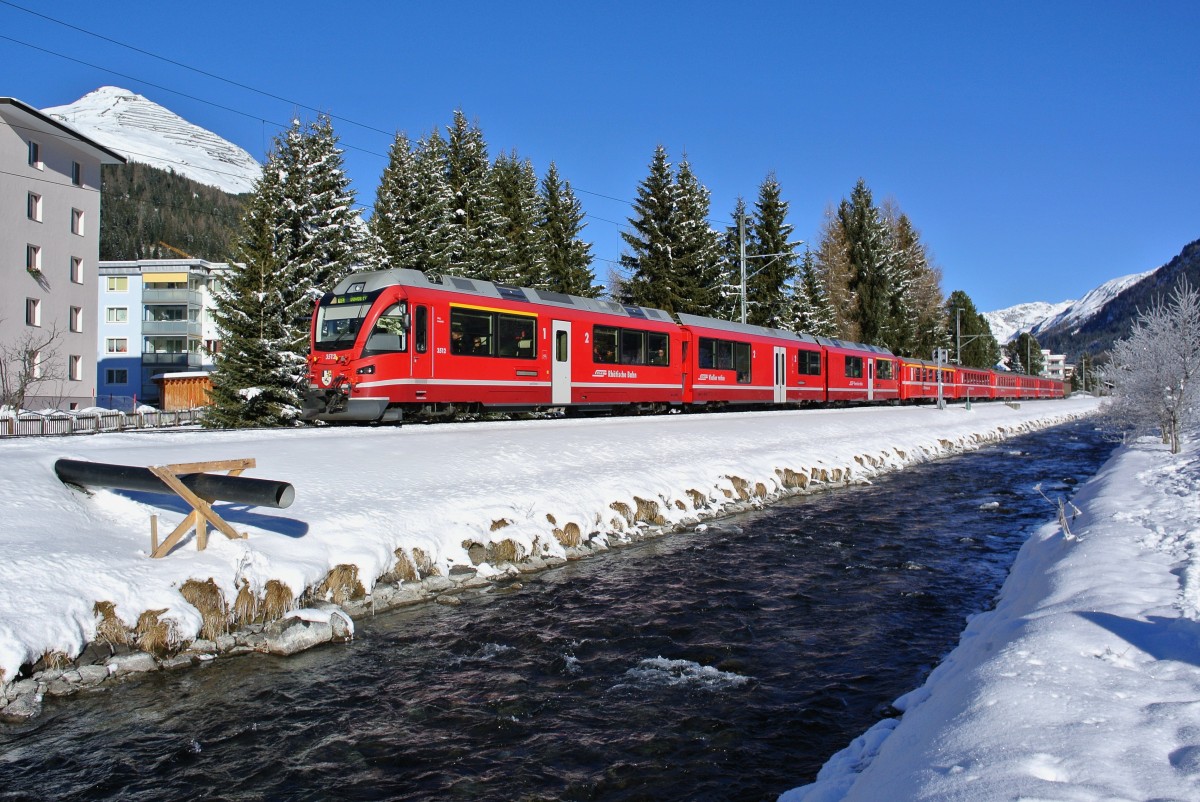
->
left=43, top=86, right=261, bottom=194
left=983, top=301, right=1073, bottom=345
left=1034, top=238, right=1200, bottom=361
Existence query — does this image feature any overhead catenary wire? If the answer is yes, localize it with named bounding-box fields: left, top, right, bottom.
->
left=1, top=3, right=746, bottom=235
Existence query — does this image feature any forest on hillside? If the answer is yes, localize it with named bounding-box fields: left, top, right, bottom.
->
left=99, top=162, right=246, bottom=261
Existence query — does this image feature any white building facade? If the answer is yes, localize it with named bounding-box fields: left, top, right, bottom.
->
left=1, top=97, right=125, bottom=410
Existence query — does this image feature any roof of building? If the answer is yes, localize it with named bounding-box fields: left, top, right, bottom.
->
left=0, top=96, right=127, bottom=164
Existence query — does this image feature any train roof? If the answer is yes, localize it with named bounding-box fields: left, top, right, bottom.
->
left=675, top=313, right=817, bottom=345
left=330, top=268, right=677, bottom=325
left=813, top=336, right=895, bottom=356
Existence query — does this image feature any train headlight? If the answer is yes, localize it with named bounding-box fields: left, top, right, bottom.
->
left=356, top=364, right=376, bottom=375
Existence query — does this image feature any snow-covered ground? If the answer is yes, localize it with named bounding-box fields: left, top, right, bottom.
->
left=0, top=399, right=1091, bottom=687
left=27, top=393, right=1200, bottom=800
left=783, top=415, right=1200, bottom=801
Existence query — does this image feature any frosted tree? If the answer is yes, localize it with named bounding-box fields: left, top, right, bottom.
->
left=537, top=161, right=596, bottom=296
left=490, top=150, right=542, bottom=286
left=206, top=165, right=300, bottom=427
left=1103, top=280, right=1200, bottom=453
left=444, top=110, right=503, bottom=277
left=671, top=155, right=722, bottom=316
left=713, top=197, right=751, bottom=321
left=619, top=145, right=682, bottom=312
left=371, top=132, right=422, bottom=271
left=746, top=173, right=799, bottom=329
left=791, top=248, right=837, bottom=336
left=813, top=207, right=858, bottom=340
left=838, top=179, right=899, bottom=348
left=207, top=115, right=364, bottom=427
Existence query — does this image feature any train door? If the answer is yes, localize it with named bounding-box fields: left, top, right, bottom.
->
left=773, top=346, right=787, bottom=403
left=867, top=357, right=876, bottom=401
left=552, top=319, right=571, bottom=405
left=411, top=303, right=432, bottom=381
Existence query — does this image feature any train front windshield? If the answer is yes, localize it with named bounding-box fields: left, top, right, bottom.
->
left=314, top=292, right=379, bottom=352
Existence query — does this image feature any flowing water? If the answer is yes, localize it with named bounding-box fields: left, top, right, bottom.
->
left=0, top=419, right=1115, bottom=801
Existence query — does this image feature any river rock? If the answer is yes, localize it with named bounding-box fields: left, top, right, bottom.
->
left=1, top=689, right=43, bottom=721
left=264, top=617, right=333, bottom=656
left=76, top=665, right=110, bottom=686
left=107, top=652, right=159, bottom=677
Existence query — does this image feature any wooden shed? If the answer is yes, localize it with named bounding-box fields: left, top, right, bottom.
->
left=154, top=372, right=213, bottom=411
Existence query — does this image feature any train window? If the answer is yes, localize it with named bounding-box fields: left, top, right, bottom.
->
left=497, top=313, right=537, bottom=359
left=876, top=359, right=893, bottom=380
left=845, top=356, right=864, bottom=379
left=415, top=305, right=428, bottom=353
left=621, top=329, right=646, bottom=364
left=799, top=350, right=821, bottom=375
left=593, top=326, right=618, bottom=363
left=647, top=332, right=669, bottom=366
left=450, top=307, right=493, bottom=356
left=698, top=338, right=715, bottom=369
left=362, top=303, right=408, bottom=355
left=556, top=331, right=568, bottom=362
left=733, top=342, right=751, bottom=383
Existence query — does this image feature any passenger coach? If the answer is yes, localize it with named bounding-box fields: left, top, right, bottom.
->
left=301, top=268, right=1063, bottom=423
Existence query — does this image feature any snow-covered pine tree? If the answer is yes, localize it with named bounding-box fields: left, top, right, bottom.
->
left=444, top=110, right=503, bottom=277
left=206, top=159, right=302, bottom=427
left=746, top=173, right=798, bottom=329
left=410, top=129, right=454, bottom=274
left=490, top=150, right=542, bottom=286
left=838, top=179, right=898, bottom=349
left=619, top=145, right=683, bottom=313
left=371, top=132, right=421, bottom=271
left=537, top=161, right=596, bottom=296
left=713, top=197, right=750, bottom=322
left=206, top=115, right=365, bottom=427
left=671, top=155, right=722, bottom=316
left=888, top=211, right=946, bottom=359
left=814, top=207, right=859, bottom=341
left=792, top=247, right=838, bottom=336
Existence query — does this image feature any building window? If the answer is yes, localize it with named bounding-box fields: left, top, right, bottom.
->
left=26, top=298, right=41, bottom=327
left=106, top=276, right=128, bottom=292
left=27, top=192, right=42, bottom=222
left=28, top=140, right=41, bottom=168
left=70, top=257, right=83, bottom=284
left=70, top=306, right=83, bottom=333
left=105, top=338, right=128, bottom=354
left=71, top=208, right=85, bottom=236
left=106, top=369, right=129, bottom=384
left=69, top=355, right=82, bottom=381
left=26, top=244, right=41, bottom=274
left=30, top=350, right=42, bottom=379
left=72, top=161, right=82, bottom=186
left=106, top=307, right=129, bottom=323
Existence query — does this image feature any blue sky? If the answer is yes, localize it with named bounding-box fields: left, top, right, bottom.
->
left=4, top=0, right=1197, bottom=311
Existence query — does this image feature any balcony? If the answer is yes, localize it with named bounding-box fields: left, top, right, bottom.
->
left=141, top=320, right=202, bottom=337
left=143, top=288, right=201, bottom=305
left=142, top=352, right=202, bottom=370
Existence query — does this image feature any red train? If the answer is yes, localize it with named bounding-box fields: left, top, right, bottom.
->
left=301, top=269, right=1063, bottom=423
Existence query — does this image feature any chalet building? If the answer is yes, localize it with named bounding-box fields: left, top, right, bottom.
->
left=96, top=258, right=229, bottom=409
left=1, top=96, right=125, bottom=410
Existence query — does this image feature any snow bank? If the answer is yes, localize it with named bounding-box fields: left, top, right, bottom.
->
left=0, top=398, right=1094, bottom=705
left=783, top=426, right=1200, bottom=801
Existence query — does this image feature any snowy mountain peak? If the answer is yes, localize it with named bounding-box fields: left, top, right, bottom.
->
left=983, top=301, right=1074, bottom=345
left=1031, top=269, right=1155, bottom=338
left=42, top=86, right=261, bottom=194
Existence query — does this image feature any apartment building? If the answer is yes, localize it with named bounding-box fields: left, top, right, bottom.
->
left=2, top=97, right=126, bottom=410
left=97, top=258, right=229, bottom=408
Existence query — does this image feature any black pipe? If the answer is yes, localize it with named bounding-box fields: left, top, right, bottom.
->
left=54, top=459, right=295, bottom=509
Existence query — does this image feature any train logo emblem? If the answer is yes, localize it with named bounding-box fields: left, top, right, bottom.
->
left=320, top=369, right=333, bottom=387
